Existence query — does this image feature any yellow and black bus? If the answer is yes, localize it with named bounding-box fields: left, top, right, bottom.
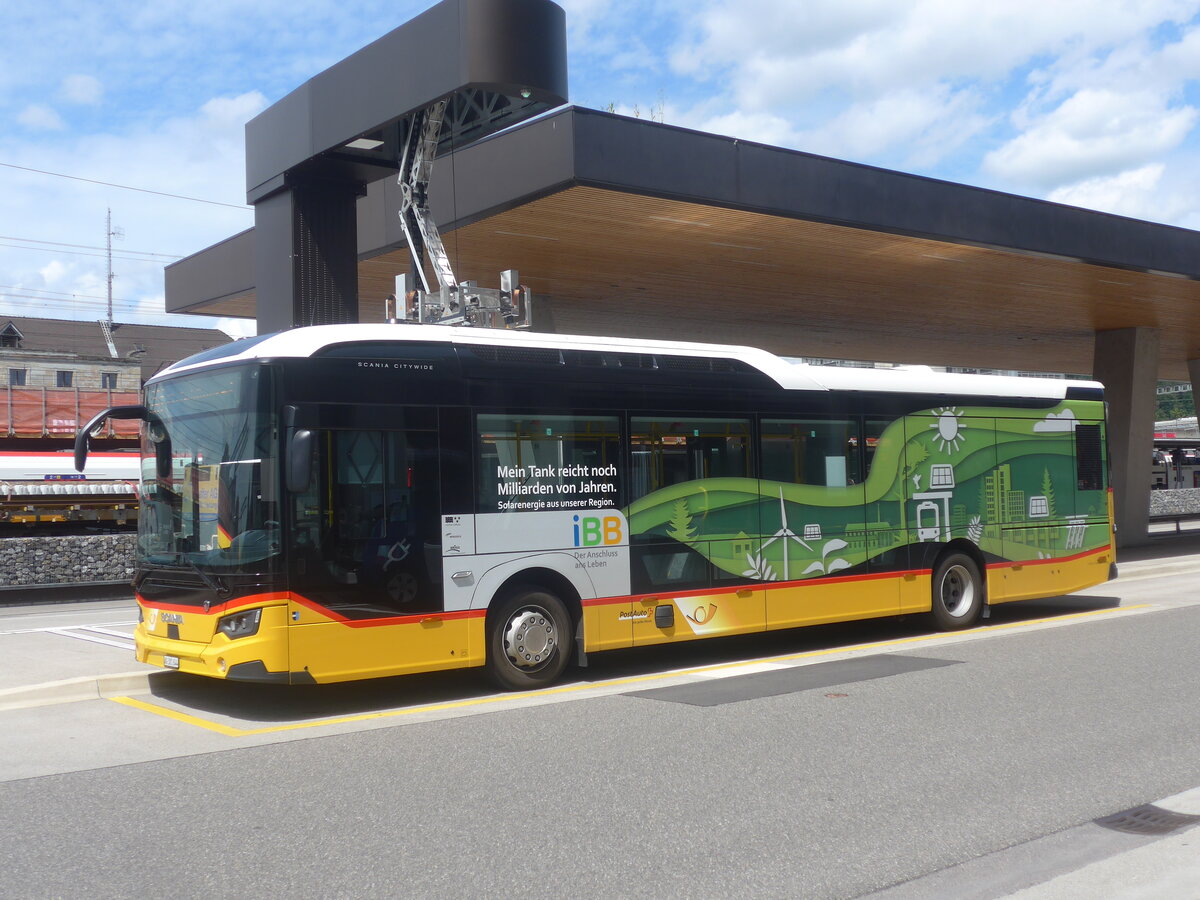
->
left=77, top=325, right=1115, bottom=689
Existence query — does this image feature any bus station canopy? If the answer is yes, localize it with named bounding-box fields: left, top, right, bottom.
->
left=166, top=106, right=1200, bottom=380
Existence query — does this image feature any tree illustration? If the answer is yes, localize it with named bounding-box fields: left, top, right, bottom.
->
left=885, top=440, right=930, bottom=503
left=666, top=498, right=696, bottom=543
left=1042, top=468, right=1057, bottom=517
left=897, top=439, right=931, bottom=501
left=905, top=442, right=930, bottom=479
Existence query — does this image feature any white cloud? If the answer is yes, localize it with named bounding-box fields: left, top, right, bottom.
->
left=661, top=0, right=1200, bottom=199
left=217, top=317, right=257, bottom=338
left=60, top=75, right=104, bottom=105
left=17, top=104, right=65, bottom=131
left=1034, top=410, right=1078, bottom=432
left=38, top=261, right=68, bottom=285
left=796, top=85, right=993, bottom=167
left=1048, top=164, right=1163, bottom=215
left=673, top=0, right=1198, bottom=109
left=699, top=109, right=797, bottom=147
left=1046, top=162, right=1200, bottom=225
left=0, top=90, right=259, bottom=330
left=984, top=89, right=1198, bottom=189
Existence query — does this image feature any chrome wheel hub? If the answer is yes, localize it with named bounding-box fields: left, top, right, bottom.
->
left=939, top=564, right=975, bottom=618
left=503, top=607, right=557, bottom=669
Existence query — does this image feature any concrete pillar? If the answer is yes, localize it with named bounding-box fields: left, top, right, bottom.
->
left=1093, top=327, right=1159, bottom=547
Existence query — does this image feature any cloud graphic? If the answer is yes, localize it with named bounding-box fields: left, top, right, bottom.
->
left=1034, top=410, right=1078, bottom=432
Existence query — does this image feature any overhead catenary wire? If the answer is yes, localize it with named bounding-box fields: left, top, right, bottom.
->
left=1, top=292, right=150, bottom=308
left=0, top=284, right=128, bottom=302
left=0, top=294, right=228, bottom=328
left=0, top=161, right=251, bottom=211
left=0, top=234, right=181, bottom=259
left=0, top=161, right=246, bottom=325
left=0, top=241, right=176, bottom=265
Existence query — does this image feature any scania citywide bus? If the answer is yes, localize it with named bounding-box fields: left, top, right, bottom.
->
left=77, top=325, right=1116, bottom=689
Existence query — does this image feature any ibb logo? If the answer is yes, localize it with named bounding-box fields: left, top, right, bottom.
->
left=573, top=515, right=623, bottom=547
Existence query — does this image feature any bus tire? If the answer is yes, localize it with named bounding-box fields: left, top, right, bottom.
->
left=930, top=553, right=983, bottom=630
left=486, top=588, right=572, bottom=691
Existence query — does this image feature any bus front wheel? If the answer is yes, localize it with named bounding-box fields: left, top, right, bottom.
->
left=930, top=553, right=983, bottom=630
left=486, top=588, right=571, bottom=691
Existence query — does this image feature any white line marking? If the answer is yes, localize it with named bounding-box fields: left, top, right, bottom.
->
left=1157, top=786, right=1200, bottom=815
left=0, top=620, right=136, bottom=636
left=47, top=628, right=135, bottom=650
left=694, top=661, right=790, bottom=678
left=77, top=626, right=137, bottom=640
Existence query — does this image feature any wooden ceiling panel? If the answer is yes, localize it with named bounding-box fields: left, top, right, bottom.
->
left=351, top=185, right=1200, bottom=378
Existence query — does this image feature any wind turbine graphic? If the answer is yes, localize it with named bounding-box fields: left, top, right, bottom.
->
left=759, top=488, right=811, bottom=581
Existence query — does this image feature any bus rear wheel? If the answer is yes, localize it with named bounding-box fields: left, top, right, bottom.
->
left=930, top=553, right=983, bottom=630
left=486, top=588, right=571, bottom=691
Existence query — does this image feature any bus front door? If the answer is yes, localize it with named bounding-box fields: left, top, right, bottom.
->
left=287, top=423, right=475, bottom=680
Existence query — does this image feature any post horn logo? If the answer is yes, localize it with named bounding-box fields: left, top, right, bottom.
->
left=685, top=603, right=717, bottom=625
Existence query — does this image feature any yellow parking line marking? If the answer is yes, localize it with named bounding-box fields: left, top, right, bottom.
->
left=109, top=602, right=1152, bottom=737
left=110, top=696, right=247, bottom=736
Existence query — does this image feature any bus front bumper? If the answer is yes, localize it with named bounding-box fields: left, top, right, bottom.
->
left=135, top=604, right=294, bottom=682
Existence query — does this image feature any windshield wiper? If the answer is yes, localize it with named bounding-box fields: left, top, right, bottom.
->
left=184, top=556, right=231, bottom=599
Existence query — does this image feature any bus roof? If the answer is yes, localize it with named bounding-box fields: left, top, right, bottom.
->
left=156, top=323, right=1099, bottom=400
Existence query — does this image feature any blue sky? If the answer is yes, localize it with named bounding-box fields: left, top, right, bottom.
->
left=2, top=0, right=1199, bottom=337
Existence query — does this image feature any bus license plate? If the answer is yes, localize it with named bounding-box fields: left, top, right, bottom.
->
left=163, top=655, right=180, bottom=669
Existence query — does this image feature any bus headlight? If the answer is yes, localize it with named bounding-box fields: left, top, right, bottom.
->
left=217, top=608, right=262, bottom=639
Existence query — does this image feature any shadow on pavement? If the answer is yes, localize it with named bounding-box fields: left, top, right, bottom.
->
left=1120, top=531, right=1200, bottom=563
left=142, top=590, right=1127, bottom=726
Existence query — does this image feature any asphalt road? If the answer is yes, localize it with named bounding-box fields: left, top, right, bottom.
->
left=1, top=552, right=1198, bottom=899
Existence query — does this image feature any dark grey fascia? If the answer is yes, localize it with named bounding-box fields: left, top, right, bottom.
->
left=245, top=0, right=568, bottom=203
left=413, top=106, right=1200, bottom=281
left=164, top=228, right=255, bottom=314
left=167, top=105, right=1200, bottom=317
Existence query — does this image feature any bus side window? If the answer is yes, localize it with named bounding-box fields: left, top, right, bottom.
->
left=1075, top=423, right=1105, bottom=492
left=760, top=418, right=861, bottom=485
left=476, top=413, right=622, bottom=514
left=629, top=416, right=751, bottom=500
left=863, top=419, right=890, bottom=479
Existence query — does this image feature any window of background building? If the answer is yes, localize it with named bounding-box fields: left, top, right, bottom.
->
left=8, top=368, right=26, bottom=386
left=101, top=372, right=118, bottom=390
left=56, top=371, right=73, bottom=388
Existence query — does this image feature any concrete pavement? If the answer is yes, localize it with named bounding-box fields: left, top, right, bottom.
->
left=1, top=539, right=1199, bottom=899
left=0, top=596, right=150, bottom=710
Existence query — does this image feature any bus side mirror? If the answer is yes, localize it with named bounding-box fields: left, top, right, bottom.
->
left=75, top=404, right=147, bottom=471
left=287, top=429, right=314, bottom=492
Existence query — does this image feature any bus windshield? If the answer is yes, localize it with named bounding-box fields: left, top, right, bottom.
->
left=138, top=365, right=280, bottom=574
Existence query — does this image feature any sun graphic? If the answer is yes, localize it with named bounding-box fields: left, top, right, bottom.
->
left=929, top=407, right=967, bottom=453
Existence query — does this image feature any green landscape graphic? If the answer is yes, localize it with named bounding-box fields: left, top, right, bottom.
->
left=626, top=403, right=1110, bottom=582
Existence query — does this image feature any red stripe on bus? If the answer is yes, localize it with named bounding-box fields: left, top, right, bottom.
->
left=136, top=590, right=290, bottom=617
left=984, top=545, right=1109, bottom=569
left=138, top=590, right=486, bottom=628
left=287, top=592, right=485, bottom=628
